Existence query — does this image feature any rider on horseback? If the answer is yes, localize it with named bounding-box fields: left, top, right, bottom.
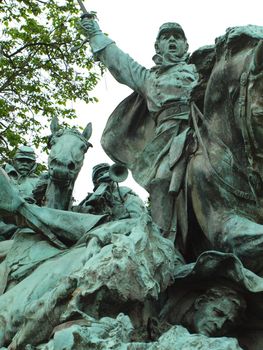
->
left=80, top=18, right=198, bottom=245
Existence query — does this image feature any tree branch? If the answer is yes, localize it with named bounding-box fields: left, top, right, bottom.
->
left=6, top=41, right=69, bottom=58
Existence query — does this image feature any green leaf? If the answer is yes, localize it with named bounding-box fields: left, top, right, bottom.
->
left=0, top=0, right=104, bottom=165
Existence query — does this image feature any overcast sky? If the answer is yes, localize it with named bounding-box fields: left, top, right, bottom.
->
left=70, top=0, right=263, bottom=202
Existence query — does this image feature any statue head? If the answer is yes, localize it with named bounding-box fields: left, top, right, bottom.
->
left=13, top=145, right=36, bottom=176
left=154, top=22, right=189, bottom=59
left=192, top=286, right=246, bottom=337
left=92, top=163, right=111, bottom=187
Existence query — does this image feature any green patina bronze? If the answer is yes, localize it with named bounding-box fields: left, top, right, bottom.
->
left=0, top=145, right=39, bottom=242
left=80, top=17, right=198, bottom=240
left=1, top=17, right=263, bottom=350
left=74, top=162, right=146, bottom=220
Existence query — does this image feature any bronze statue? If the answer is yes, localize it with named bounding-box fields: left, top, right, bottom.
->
left=186, top=26, right=263, bottom=273
left=75, top=162, right=145, bottom=220
left=2, top=17, right=263, bottom=348
left=157, top=285, right=246, bottom=338
left=32, top=116, right=93, bottom=210
left=80, top=17, right=198, bottom=241
left=5, top=145, right=38, bottom=203
left=0, top=146, right=39, bottom=241
left=0, top=166, right=178, bottom=348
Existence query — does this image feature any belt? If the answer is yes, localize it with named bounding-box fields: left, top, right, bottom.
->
left=154, top=102, right=190, bottom=124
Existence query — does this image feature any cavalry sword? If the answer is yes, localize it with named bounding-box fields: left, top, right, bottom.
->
left=76, top=0, right=97, bottom=19
left=71, top=0, right=97, bottom=52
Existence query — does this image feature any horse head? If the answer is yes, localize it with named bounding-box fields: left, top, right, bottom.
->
left=45, top=117, right=92, bottom=210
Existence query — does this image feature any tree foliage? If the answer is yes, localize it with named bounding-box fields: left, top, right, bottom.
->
left=0, top=0, right=102, bottom=162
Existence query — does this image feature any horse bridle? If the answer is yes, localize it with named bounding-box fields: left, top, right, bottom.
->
left=48, top=128, right=91, bottom=151
left=190, top=44, right=263, bottom=205
left=190, top=96, right=259, bottom=204
left=239, top=69, right=262, bottom=204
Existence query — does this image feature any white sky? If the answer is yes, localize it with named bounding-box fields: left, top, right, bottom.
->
left=69, top=0, right=263, bottom=202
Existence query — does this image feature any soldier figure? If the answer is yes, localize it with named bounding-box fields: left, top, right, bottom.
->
left=0, top=146, right=39, bottom=240
left=75, top=163, right=146, bottom=220
left=5, top=145, right=39, bottom=203
left=80, top=18, right=198, bottom=245
left=149, top=285, right=246, bottom=340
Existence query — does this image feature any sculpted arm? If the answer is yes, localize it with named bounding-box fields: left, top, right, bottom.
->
left=120, top=188, right=147, bottom=218
left=81, top=18, right=148, bottom=94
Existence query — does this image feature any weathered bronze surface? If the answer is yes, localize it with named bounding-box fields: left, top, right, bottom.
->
left=1, top=20, right=263, bottom=350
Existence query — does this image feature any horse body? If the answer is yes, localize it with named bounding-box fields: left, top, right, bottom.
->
left=188, top=26, right=263, bottom=273
left=44, top=118, right=92, bottom=210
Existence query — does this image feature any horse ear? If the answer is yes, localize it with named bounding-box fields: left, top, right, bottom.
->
left=252, top=40, right=263, bottom=74
left=82, top=122, right=92, bottom=141
left=50, top=116, right=60, bottom=135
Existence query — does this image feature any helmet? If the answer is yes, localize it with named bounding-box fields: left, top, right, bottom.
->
left=156, top=22, right=186, bottom=41
left=14, top=145, right=36, bottom=161
left=92, top=163, right=110, bottom=184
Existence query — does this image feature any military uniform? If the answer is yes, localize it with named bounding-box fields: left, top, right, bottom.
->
left=5, top=146, right=38, bottom=203
left=83, top=21, right=198, bottom=240
left=76, top=163, right=146, bottom=220
left=4, top=163, right=38, bottom=203
left=0, top=146, right=39, bottom=239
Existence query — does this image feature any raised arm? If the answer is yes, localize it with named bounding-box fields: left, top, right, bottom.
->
left=80, top=17, right=148, bottom=95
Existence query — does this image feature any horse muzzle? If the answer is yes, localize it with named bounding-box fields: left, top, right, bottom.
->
left=49, top=167, right=73, bottom=186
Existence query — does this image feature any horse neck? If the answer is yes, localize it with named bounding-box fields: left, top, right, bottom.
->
left=204, top=55, right=250, bottom=165
left=44, top=179, right=75, bottom=210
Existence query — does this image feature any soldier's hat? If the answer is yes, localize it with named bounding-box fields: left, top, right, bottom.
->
left=156, top=22, right=186, bottom=41
left=92, top=163, right=110, bottom=182
left=14, top=145, right=36, bottom=161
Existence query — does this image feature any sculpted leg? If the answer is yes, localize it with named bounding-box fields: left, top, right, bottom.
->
left=188, top=154, right=263, bottom=273
left=219, top=215, right=263, bottom=273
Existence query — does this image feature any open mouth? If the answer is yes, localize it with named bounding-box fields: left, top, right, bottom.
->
left=169, top=44, right=177, bottom=51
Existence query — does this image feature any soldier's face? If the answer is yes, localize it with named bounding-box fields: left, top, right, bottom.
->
left=13, top=158, right=35, bottom=175
left=156, top=31, right=188, bottom=58
left=193, top=297, right=239, bottom=336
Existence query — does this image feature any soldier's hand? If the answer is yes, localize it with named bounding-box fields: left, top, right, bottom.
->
left=80, top=17, right=101, bottom=39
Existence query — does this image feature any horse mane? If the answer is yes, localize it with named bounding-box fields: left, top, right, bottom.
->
left=189, top=25, right=263, bottom=112
left=189, top=45, right=215, bottom=112
left=215, top=25, right=263, bottom=59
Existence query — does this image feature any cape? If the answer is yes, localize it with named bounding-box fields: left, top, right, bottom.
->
left=101, top=92, right=187, bottom=191
left=101, top=92, right=154, bottom=188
